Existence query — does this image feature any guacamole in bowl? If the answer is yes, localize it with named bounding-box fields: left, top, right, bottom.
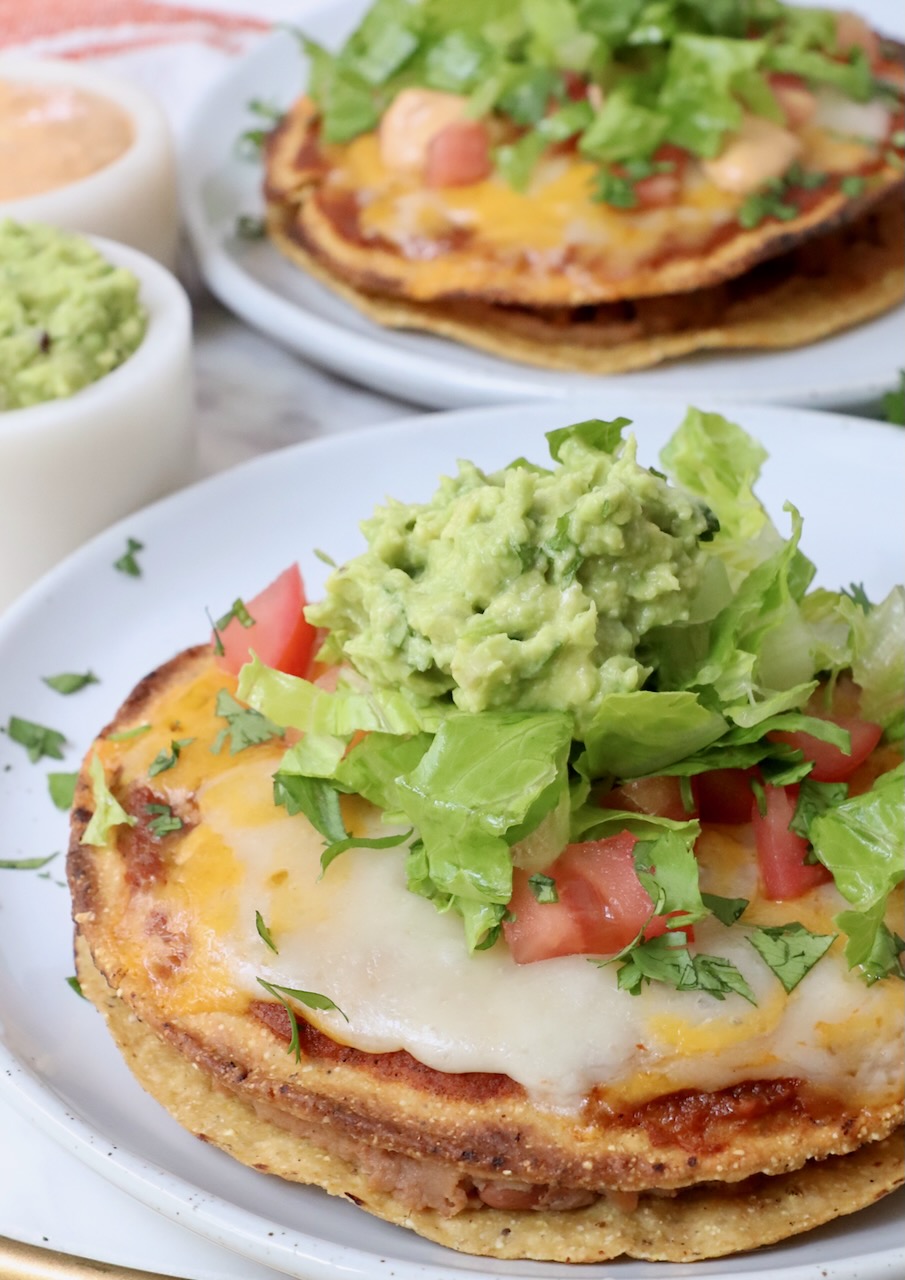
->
left=0, top=220, right=147, bottom=411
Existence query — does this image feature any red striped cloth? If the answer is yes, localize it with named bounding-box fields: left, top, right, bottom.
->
left=0, top=0, right=308, bottom=128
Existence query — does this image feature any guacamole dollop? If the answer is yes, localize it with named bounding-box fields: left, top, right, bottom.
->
left=308, top=421, right=714, bottom=734
left=0, top=220, right=147, bottom=411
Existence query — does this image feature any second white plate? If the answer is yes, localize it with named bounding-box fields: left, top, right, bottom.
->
left=181, top=0, right=905, bottom=413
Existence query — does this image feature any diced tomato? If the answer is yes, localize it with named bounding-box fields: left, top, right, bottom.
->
left=214, top=564, right=316, bottom=679
left=768, top=678, right=882, bottom=783
left=425, top=120, right=492, bottom=188
left=692, top=768, right=758, bottom=824
left=504, top=832, right=682, bottom=964
left=752, top=784, right=832, bottom=900
left=562, top=70, right=590, bottom=102
left=600, top=775, right=692, bottom=822
left=619, top=144, right=690, bottom=209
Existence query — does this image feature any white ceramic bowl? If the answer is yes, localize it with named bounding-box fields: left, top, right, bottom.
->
left=0, top=234, right=194, bottom=614
left=0, top=57, right=179, bottom=267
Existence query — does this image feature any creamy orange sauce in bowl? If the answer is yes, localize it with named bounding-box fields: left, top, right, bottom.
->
left=0, top=58, right=178, bottom=267
left=0, top=80, right=134, bottom=201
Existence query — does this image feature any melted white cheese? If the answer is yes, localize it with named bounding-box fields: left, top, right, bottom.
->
left=170, top=757, right=904, bottom=1112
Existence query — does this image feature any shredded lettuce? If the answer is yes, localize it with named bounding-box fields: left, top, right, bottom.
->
left=230, top=406, right=902, bottom=982
left=80, top=754, right=136, bottom=847
left=811, top=765, right=905, bottom=980
left=293, top=0, right=898, bottom=188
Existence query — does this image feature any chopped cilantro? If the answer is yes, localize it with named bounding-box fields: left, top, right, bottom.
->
left=528, top=872, right=559, bottom=903
left=0, top=852, right=59, bottom=871
left=145, top=803, right=184, bottom=838
left=216, top=598, right=255, bottom=630
left=748, top=922, right=836, bottom=992
left=882, top=371, right=905, bottom=426
left=211, top=690, right=283, bottom=754
left=255, top=910, right=279, bottom=954
left=47, top=771, right=78, bottom=811
left=273, top=770, right=410, bottom=873
left=738, top=186, right=798, bottom=229
left=701, top=892, right=749, bottom=926
left=66, top=975, right=86, bottom=999
left=114, top=537, right=144, bottom=577
left=593, top=171, right=637, bottom=208
left=256, top=977, right=348, bottom=1060
left=611, top=933, right=757, bottom=1004
left=235, top=215, right=266, bottom=240
left=6, top=716, right=66, bottom=762
left=247, top=97, right=282, bottom=121
left=42, top=671, right=99, bottom=695
left=790, top=778, right=848, bottom=839
left=206, top=607, right=226, bottom=657
left=148, top=738, right=195, bottom=778
left=840, top=174, right=867, bottom=198
left=841, top=581, right=873, bottom=611
left=784, top=163, right=828, bottom=190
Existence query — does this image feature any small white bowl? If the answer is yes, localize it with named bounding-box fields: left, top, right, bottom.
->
left=0, top=234, right=195, bottom=614
left=0, top=57, right=179, bottom=268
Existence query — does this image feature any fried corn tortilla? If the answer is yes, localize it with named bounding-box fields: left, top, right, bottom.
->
left=264, top=93, right=904, bottom=310
left=68, top=646, right=905, bottom=1263
left=267, top=193, right=904, bottom=375
left=260, top=7, right=905, bottom=372
left=76, top=938, right=903, bottom=1263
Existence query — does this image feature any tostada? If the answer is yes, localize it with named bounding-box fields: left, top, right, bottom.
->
left=68, top=409, right=904, bottom=1262
left=263, top=0, right=905, bottom=373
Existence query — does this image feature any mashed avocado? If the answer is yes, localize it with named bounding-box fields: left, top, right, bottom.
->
left=0, top=220, right=147, bottom=411
left=309, top=421, right=714, bottom=733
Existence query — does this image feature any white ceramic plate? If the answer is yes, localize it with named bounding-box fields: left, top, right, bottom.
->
left=181, top=0, right=905, bottom=414
left=0, top=394, right=902, bottom=1280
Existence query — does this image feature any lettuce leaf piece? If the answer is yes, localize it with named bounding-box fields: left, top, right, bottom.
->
left=633, top=828, right=708, bottom=928
left=661, top=35, right=765, bottom=156
left=238, top=655, right=440, bottom=740
left=765, top=44, right=873, bottom=101
left=301, top=39, right=382, bottom=143
left=659, top=408, right=777, bottom=576
left=80, top=754, right=136, bottom=846
left=423, top=30, right=493, bottom=92
left=569, top=801, right=700, bottom=845
left=811, top=765, right=904, bottom=908
left=851, top=586, right=905, bottom=735
left=835, top=904, right=904, bottom=984
left=810, top=765, right=905, bottom=979
left=394, top=710, right=572, bottom=932
left=659, top=503, right=815, bottom=707
left=545, top=415, right=631, bottom=460
left=578, top=690, right=727, bottom=778
left=333, top=731, right=433, bottom=811
left=579, top=88, right=667, bottom=163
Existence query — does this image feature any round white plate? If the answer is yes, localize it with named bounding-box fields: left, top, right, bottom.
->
left=0, top=394, right=902, bottom=1280
left=181, top=0, right=905, bottom=414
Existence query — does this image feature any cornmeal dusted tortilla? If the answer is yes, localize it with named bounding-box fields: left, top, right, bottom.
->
left=261, top=1, right=904, bottom=370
